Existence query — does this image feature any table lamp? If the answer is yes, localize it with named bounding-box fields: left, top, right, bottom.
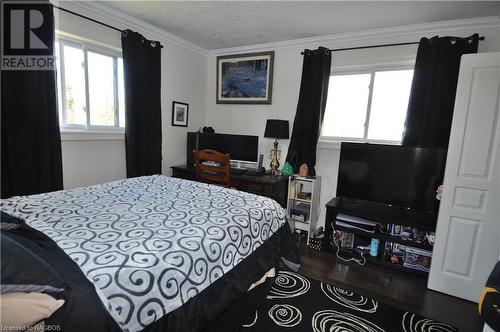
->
left=264, top=119, right=289, bottom=174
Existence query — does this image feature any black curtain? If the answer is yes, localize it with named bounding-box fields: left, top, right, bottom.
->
left=402, top=34, right=479, bottom=148
left=286, top=47, right=331, bottom=176
left=1, top=3, right=63, bottom=198
left=121, top=30, right=162, bottom=177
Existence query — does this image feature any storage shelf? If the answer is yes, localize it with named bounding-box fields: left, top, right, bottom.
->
left=291, top=202, right=310, bottom=210
left=291, top=176, right=315, bottom=182
left=334, top=225, right=433, bottom=251
left=292, top=219, right=310, bottom=225
left=364, top=256, right=429, bottom=277
left=287, top=176, right=321, bottom=246
left=289, top=197, right=311, bottom=203
left=293, top=220, right=310, bottom=232
left=326, top=197, right=437, bottom=231
left=325, top=196, right=436, bottom=279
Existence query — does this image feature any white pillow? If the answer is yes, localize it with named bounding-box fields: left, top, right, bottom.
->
left=0, top=292, right=64, bottom=330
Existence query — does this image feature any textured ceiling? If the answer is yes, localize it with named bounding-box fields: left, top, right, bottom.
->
left=100, top=1, right=500, bottom=50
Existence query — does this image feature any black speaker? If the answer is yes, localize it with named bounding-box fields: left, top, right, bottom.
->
left=187, top=133, right=197, bottom=166
left=187, top=132, right=216, bottom=166
left=258, top=154, right=264, bottom=168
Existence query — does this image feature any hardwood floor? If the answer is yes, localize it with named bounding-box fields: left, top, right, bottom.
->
left=297, top=245, right=484, bottom=332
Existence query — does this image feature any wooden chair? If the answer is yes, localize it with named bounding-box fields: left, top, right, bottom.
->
left=193, top=149, right=231, bottom=187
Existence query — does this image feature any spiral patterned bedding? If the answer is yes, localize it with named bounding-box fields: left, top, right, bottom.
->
left=0, top=175, right=287, bottom=332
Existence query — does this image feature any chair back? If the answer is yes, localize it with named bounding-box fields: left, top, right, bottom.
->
left=193, top=149, right=231, bottom=187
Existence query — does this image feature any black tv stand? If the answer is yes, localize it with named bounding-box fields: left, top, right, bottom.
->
left=324, top=197, right=437, bottom=277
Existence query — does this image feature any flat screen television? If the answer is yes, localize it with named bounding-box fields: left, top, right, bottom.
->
left=186, top=132, right=259, bottom=165
left=215, top=133, right=259, bottom=162
left=337, top=142, right=445, bottom=213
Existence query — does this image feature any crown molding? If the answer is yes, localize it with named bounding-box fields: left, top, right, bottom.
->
left=55, top=0, right=208, bottom=55
left=207, top=16, right=500, bottom=56
left=53, top=2, right=500, bottom=58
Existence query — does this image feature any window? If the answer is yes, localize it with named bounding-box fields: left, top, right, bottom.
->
left=55, top=38, right=125, bottom=130
left=321, top=68, right=414, bottom=143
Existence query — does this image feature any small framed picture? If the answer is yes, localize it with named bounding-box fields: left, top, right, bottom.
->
left=171, top=101, right=189, bottom=127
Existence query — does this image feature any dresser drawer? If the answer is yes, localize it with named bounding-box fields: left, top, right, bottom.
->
left=238, top=182, right=265, bottom=194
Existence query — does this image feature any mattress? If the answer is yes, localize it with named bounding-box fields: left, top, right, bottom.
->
left=0, top=175, right=299, bottom=332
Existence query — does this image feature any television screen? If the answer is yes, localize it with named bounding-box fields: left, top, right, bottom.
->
left=337, top=143, right=445, bottom=213
left=215, top=133, right=259, bottom=162
left=186, top=132, right=259, bottom=165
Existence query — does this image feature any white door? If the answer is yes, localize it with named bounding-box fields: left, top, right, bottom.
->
left=428, top=52, right=500, bottom=302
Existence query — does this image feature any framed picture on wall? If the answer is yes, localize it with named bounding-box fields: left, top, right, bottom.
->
left=171, top=101, right=189, bottom=127
left=216, top=51, right=274, bottom=104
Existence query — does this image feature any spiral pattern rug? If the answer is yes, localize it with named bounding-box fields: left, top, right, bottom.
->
left=241, top=270, right=457, bottom=332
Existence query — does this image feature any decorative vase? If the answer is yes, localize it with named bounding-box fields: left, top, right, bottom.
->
left=299, top=163, right=308, bottom=177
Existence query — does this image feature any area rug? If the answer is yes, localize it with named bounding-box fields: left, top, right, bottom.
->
left=241, top=270, right=457, bottom=332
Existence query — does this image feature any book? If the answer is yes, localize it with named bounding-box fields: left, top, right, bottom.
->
left=404, top=247, right=432, bottom=272
left=391, top=224, right=402, bottom=237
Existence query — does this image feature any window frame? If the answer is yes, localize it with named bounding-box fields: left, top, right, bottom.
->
left=56, top=36, right=124, bottom=132
left=320, top=64, right=414, bottom=145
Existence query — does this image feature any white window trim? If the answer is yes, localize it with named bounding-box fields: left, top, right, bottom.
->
left=60, top=130, right=124, bottom=141
left=56, top=35, right=124, bottom=134
left=318, top=137, right=401, bottom=150
left=319, top=63, right=414, bottom=149
left=56, top=30, right=122, bottom=54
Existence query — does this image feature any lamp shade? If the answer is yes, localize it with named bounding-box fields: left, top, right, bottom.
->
left=264, top=119, right=289, bottom=139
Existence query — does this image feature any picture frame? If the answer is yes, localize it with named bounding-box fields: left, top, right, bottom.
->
left=216, top=51, right=274, bottom=104
left=171, top=101, right=189, bottom=127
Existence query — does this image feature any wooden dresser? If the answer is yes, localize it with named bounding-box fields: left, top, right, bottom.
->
left=171, top=165, right=288, bottom=207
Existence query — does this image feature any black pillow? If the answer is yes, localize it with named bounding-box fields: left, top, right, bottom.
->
left=1, top=231, right=65, bottom=294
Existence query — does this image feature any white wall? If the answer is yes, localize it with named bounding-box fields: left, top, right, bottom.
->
left=61, top=137, right=126, bottom=189
left=161, top=42, right=207, bottom=171
left=55, top=2, right=207, bottom=188
left=206, top=22, right=500, bottom=227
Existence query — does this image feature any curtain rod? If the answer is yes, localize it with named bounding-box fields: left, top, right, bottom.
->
left=300, top=36, right=485, bottom=54
left=52, top=5, right=163, bottom=48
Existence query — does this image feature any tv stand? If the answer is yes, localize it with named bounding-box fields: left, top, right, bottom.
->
left=324, top=197, right=437, bottom=277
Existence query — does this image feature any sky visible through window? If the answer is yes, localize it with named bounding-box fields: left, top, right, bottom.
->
left=322, top=69, right=414, bottom=142
left=88, top=51, right=115, bottom=126
left=55, top=39, right=125, bottom=129
left=63, top=45, right=86, bottom=125
left=322, top=74, right=371, bottom=138
left=118, top=58, right=125, bottom=128
left=368, top=70, right=414, bottom=141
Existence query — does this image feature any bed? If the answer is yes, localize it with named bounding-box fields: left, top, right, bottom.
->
left=0, top=175, right=299, bottom=332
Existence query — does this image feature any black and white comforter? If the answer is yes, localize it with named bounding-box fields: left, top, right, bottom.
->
left=0, top=175, right=287, bottom=332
